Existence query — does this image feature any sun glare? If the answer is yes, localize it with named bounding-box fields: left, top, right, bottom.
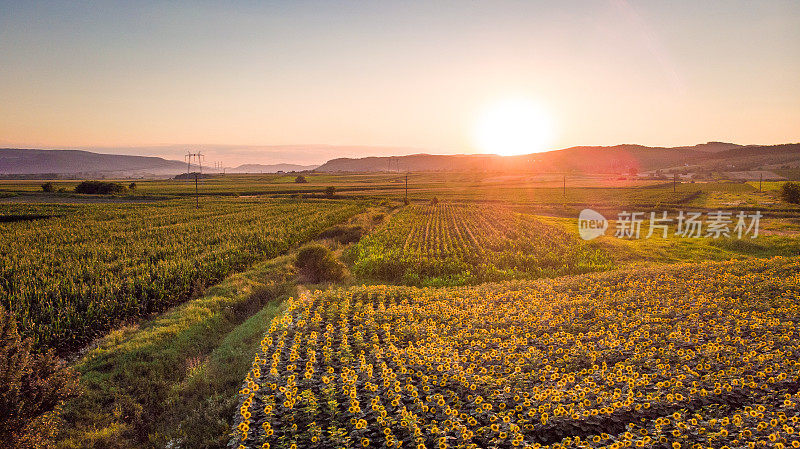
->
left=474, top=98, right=554, bottom=156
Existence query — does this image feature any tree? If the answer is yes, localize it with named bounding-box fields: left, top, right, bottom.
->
left=0, top=305, right=80, bottom=448
left=325, top=186, right=336, bottom=198
left=74, top=181, right=126, bottom=194
left=41, top=182, right=54, bottom=193
left=129, top=182, right=137, bottom=191
left=294, top=175, right=308, bottom=183
left=781, top=181, right=800, bottom=204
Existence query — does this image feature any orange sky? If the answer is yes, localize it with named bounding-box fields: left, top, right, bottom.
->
left=0, top=1, right=798, bottom=164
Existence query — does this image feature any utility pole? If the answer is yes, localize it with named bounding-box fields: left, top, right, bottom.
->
left=196, top=151, right=203, bottom=208
left=563, top=175, right=566, bottom=197
left=673, top=173, right=677, bottom=193
left=759, top=173, right=763, bottom=192
left=405, top=172, right=409, bottom=203
left=184, top=150, right=204, bottom=208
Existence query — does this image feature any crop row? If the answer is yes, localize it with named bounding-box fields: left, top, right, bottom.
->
left=232, top=256, right=800, bottom=449
left=349, top=204, right=611, bottom=285
left=0, top=198, right=363, bottom=351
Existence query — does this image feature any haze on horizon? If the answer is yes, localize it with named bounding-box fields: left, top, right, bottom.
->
left=1, top=0, right=799, bottom=166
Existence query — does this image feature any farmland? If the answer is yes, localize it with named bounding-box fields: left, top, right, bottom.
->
left=231, top=256, right=800, bottom=449
left=0, top=198, right=363, bottom=351
left=3, top=174, right=795, bottom=212
left=0, top=173, right=798, bottom=449
left=349, top=203, right=611, bottom=285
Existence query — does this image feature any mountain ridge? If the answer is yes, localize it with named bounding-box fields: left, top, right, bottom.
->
left=0, top=148, right=188, bottom=176
left=2, top=143, right=798, bottom=176
left=315, top=142, right=799, bottom=173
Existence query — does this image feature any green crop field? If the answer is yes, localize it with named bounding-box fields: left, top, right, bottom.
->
left=0, top=197, right=363, bottom=351
left=349, top=203, right=611, bottom=285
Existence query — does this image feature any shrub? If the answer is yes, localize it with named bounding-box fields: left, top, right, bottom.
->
left=74, top=180, right=126, bottom=195
left=317, top=225, right=364, bottom=244
left=780, top=181, right=800, bottom=204
left=0, top=305, right=80, bottom=448
left=129, top=182, right=137, bottom=190
left=295, top=244, right=346, bottom=283
left=40, top=182, right=54, bottom=193
left=325, top=186, right=336, bottom=198
left=294, top=175, right=308, bottom=183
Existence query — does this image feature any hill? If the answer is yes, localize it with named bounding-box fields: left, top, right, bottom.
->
left=315, top=142, right=800, bottom=173
left=0, top=148, right=188, bottom=177
left=4, top=143, right=799, bottom=177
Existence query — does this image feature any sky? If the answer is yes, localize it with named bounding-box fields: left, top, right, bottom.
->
left=0, top=0, right=798, bottom=165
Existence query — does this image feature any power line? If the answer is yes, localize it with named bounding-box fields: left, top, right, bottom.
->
left=184, top=151, right=204, bottom=208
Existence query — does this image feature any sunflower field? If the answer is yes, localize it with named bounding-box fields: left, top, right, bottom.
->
left=0, top=198, right=363, bottom=351
left=231, top=256, right=800, bottom=449
left=349, top=204, right=611, bottom=285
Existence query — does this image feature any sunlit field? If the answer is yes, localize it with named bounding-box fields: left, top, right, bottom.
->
left=1, top=173, right=799, bottom=449
left=2, top=0, right=798, bottom=447
left=230, top=257, right=800, bottom=449
left=2, top=174, right=796, bottom=212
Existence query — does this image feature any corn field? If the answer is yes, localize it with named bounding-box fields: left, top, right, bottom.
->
left=0, top=198, right=363, bottom=351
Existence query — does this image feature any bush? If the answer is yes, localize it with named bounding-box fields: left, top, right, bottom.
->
left=294, top=175, right=308, bottom=183
left=295, top=244, right=346, bottom=283
left=0, top=306, right=80, bottom=448
left=317, top=225, right=364, bottom=244
left=325, top=186, right=336, bottom=198
left=74, top=180, right=126, bottom=195
left=40, top=182, right=54, bottom=193
left=781, top=181, right=800, bottom=204
left=129, top=182, right=137, bottom=190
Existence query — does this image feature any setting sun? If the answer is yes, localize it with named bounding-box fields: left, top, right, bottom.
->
left=474, top=98, right=554, bottom=156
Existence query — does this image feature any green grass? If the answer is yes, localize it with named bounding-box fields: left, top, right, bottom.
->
left=56, top=256, right=296, bottom=449
left=543, top=215, right=800, bottom=267
left=150, top=300, right=288, bottom=448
